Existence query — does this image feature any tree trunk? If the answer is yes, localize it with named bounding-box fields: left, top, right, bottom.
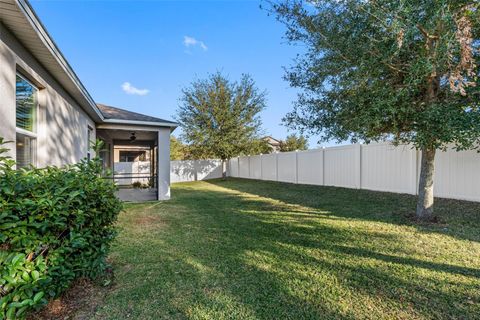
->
left=221, top=159, right=227, bottom=180
left=416, top=148, right=436, bottom=220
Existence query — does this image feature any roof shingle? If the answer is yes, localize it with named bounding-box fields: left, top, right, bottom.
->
left=97, top=104, right=177, bottom=125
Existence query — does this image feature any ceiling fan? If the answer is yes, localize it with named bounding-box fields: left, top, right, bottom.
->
left=129, top=132, right=136, bottom=142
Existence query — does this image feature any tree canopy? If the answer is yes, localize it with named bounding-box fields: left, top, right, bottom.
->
left=272, top=0, right=480, bottom=219
left=279, top=134, right=309, bottom=152
left=176, top=72, right=267, bottom=162
left=170, top=136, right=190, bottom=161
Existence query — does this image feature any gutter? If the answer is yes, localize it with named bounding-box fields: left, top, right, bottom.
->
left=102, top=119, right=179, bottom=128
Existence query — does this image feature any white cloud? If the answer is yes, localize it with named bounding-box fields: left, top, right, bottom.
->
left=121, top=82, right=149, bottom=96
left=183, top=36, right=208, bottom=51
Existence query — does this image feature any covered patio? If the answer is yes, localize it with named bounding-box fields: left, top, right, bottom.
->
left=95, top=104, right=177, bottom=201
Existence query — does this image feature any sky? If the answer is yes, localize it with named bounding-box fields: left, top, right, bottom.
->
left=30, top=0, right=331, bottom=148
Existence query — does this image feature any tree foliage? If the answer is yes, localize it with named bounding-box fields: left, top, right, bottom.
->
left=170, top=136, right=190, bottom=161
left=176, top=72, right=267, bottom=160
left=0, top=139, right=122, bottom=319
left=272, top=0, right=480, bottom=218
left=273, top=0, right=480, bottom=149
left=279, top=134, right=309, bottom=152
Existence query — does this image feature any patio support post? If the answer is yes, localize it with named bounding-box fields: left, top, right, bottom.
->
left=157, top=128, right=171, bottom=200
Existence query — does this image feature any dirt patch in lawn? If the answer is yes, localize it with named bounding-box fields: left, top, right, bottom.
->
left=133, top=214, right=166, bottom=228
left=27, top=278, right=109, bottom=320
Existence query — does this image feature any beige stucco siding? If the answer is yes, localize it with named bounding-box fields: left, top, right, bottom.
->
left=0, top=22, right=95, bottom=167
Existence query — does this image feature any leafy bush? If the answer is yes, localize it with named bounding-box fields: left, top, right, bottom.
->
left=132, top=181, right=142, bottom=189
left=0, top=138, right=123, bottom=319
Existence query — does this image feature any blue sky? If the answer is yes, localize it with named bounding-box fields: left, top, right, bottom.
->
left=30, top=0, right=327, bottom=147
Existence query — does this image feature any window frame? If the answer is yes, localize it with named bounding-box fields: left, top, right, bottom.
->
left=87, top=125, right=93, bottom=161
left=15, top=72, right=39, bottom=167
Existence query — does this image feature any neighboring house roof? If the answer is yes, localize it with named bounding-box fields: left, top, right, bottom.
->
left=97, top=104, right=178, bottom=127
left=0, top=0, right=176, bottom=128
left=263, top=136, right=281, bottom=146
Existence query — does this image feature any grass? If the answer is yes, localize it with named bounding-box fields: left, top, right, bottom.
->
left=89, top=178, right=479, bottom=319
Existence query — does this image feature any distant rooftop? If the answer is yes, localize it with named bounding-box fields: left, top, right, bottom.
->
left=97, top=104, right=177, bottom=126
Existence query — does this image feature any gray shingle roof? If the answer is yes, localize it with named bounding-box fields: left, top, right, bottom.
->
left=97, top=104, right=177, bottom=125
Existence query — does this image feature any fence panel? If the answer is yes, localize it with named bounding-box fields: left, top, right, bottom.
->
left=171, top=160, right=222, bottom=182
left=277, top=152, right=297, bottom=183
left=361, top=143, right=416, bottom=194
left=324, top=145, right=359, bottom=188
left=261, top=153, right=277, bottom=181
left=170, top=160, right=196, bottom=183
left=250, top=155, right=262, bottom=179
left=174, top=142, right=480, bottom=202
left=239, top=156, right=250, bottom=178
left=297, top=149, right=324, bottom=185
left=196, top=160, right=223, bottom=180
left=229, top=158, right=239, bottom=177
left=434, top=148, right=480, bottom=202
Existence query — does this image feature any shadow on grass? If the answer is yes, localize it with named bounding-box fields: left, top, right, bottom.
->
left=205, top=178, right=480, bottom=243
left=95, top=182, right=480, bottom=320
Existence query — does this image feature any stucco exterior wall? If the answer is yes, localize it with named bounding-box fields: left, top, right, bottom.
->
left=0, top=22, right=95, bottom=167
left=157, top=128, right=171, bottom=200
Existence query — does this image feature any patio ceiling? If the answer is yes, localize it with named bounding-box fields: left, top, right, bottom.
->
left=97, top=128, right=158, bottom=147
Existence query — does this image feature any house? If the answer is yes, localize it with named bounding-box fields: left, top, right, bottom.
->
left=263, top=136, right=282, bottom=152
left=0, top=0, right=178, bottom=200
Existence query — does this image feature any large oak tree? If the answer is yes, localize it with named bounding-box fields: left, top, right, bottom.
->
left=272, top=0, right=480, bottom=220
left=176, top=72, right=267, bottom=177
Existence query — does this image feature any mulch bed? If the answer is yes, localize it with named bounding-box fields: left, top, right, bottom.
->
left=27, top=278, right=110, bottom=320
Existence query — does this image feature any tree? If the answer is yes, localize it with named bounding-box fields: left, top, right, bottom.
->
left=279, top=134, right=309, bottom=152
left=170, top=136, right=190, bottom=160
left=176, top=72, right=267, bottom=178
left=272, top=0, right=480, bottom=220
left=252, top=138, right=273, bottom=154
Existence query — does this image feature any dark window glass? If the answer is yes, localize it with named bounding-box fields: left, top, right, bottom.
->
left=16, top=75, right=37, bottom=132
left=119, top=151, right=146, bottom=162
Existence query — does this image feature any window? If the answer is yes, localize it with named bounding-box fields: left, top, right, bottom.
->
left=16, top=133, right=36, bottom=169
left=16, top=74, right=38, bottom=168
left=119, top=151, right=146, bottom=162
left=16, top=75, right=37, bottom=132
left=87, top=126, right=93, bottom=160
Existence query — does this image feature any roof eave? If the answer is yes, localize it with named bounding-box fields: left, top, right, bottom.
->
left=102, top=118, right=179, bottom=128
left=15, top=0, right=104, bottom=122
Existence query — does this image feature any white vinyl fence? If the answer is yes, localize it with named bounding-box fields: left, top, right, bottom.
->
left=171, top=159, right=223, bottom=183
left=228, top=143, right=480, bottom=202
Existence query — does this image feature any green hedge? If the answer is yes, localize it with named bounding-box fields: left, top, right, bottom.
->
left=0, top=139, right=123, bottom=319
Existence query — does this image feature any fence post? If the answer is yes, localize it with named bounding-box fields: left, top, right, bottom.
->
left=248, top=155, right=251, bottom=179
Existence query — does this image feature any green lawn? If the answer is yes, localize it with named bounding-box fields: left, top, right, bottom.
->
left=90, top=179, right=479, bottom=319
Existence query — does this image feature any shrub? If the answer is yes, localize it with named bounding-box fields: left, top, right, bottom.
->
left=132, top=181, right=142, bottom=189
left=0, top=138, right=123, bottom=319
